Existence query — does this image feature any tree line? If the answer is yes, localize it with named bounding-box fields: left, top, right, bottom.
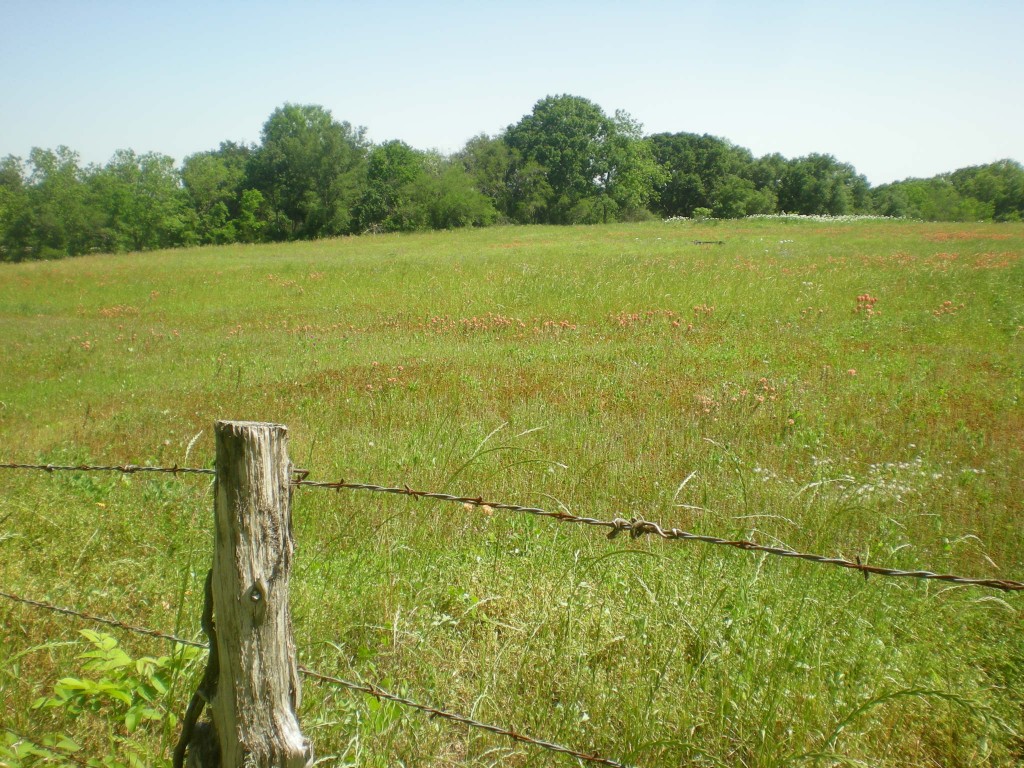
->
left=2, top=95, right=1022, bottom=261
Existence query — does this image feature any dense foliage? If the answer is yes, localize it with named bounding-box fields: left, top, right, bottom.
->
left=2, top=95, right=1022, bottom=260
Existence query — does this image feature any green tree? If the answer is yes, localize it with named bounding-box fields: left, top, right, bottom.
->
left=649, top=132, right=761, bottom=218
left=354, top=140, right=427, bottom=232
left=236, top=188, right=271, bottom=243
left=0, top=147, right=100, bottom=258
left=747, top=152, right=788, bottom=201
left=416, top=155, right=497, bottom=229
left=589, top=112, right=665, bottom=222
left=0, top=155, right=30, bottom=260
left=871, top=177, right=993, bottom=221
left=777, top=154, right=869, bottom=215
left=455, top=134, right=515, bottom=220
left=949, top=160, right=1024, bottom=221
left=90, top=150, right=190, bottom=251
left=504, top=95, right=659, bottom=224
left=182, top=141, right=252, bottom=244
left=247, top=104, right=368, bottom=239
left=713, top=175, right=775, bottom=218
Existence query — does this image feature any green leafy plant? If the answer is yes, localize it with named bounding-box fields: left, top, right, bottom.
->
left=15, top=629, right=202, bottom=767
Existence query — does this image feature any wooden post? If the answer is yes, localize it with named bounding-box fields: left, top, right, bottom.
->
left=206, top=420, right=313, bottom=767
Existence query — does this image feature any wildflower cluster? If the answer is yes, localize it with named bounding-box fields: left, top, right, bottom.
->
left=799, top=307, right=826, bottom=319
left=695, top=394, right=718, bottom=414
left=933, top=300, right=965, bottom=317
left=420, top=313, right=577, bottom=335
left=98, top=305, right=140, bottom=318
left=854, top=456, right=939, bottom=502
left=728, top=377, right=780, bottom=405
left=693, top=303, right=715, bottom=317
left=611, top=309, right=689, bottom=329
left=854, top=294, right=879, bottom=316
left=744, top=213, right=901, bottom=222
left=365, top=361, right=407, bottom=393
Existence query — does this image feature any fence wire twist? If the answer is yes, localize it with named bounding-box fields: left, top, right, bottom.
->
left=0, top=589, right=629, bottom=768
left=295, top=478, right=1024, bottom=592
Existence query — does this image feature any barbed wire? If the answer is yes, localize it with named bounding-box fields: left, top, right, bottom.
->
left=0, top=461, right=215, bottom=476
left=0, top=589, right=629, bottom=768
left=300, top=668, right=630, bottom=768
left=4, top=460, right=1020, bottom=591
left=295, top=479, right=1024, bottom=593
left=0, top=589, right=206, bottom=649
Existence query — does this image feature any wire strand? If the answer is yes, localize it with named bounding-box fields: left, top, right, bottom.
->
left=0, top=589, right=630, bottom=768
left=0, top=461, right=215, bottom=476
left=295, top=478, right=1024, bottom=592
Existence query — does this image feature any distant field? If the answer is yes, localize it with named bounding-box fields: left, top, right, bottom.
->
left=1, top=219, right=1022, bottom=766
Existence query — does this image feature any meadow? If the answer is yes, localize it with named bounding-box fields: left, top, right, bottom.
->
left=0, top=218, right=1022, bottom=767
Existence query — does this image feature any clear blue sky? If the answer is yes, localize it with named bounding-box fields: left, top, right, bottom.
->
left=2, top=0, right=1021, bottom=185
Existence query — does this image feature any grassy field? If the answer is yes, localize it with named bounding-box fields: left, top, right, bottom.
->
left=1, top=218, right=1022, bottom=767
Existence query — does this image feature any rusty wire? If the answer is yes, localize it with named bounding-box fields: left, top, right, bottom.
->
left=300, top=667, right=630, bottom=768
left=0, top=461, right=215, bottom=476
left=294, top=478, right=1024, bottom=593
left=2, top=459, right=1020, bottom=591
left=0, top=588, right=630, bottom=768
left=0, top=589, right=206, bottom=649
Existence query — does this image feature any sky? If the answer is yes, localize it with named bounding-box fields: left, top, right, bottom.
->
left=1, top=0, right=1021, bottom=186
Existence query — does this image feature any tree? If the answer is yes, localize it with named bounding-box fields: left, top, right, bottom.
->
left=649, top=132, right=758, bottom=217
left=247, top=104, right=368, bottom=239
left=777, top=154, right=869, bottom=215
left=871, top=177, right=993, bottom=221
left=589, top=112, right=665, bottom=222
left=9, top=147, right=99, bottom=257
left=504, top=95, right=659, bottom=223
left=416, top=155, right=497, bottom=229
left=90, top=150, right=190, bottom=251
left=353, top=140, right=426, bottom=232
left=0, top=155, right=30, bottom=260
left=949, top=160, right=1024, bottom=221
left=182, top=142, right=252, bottom=244
left=455, top=134, right=515, bottom=220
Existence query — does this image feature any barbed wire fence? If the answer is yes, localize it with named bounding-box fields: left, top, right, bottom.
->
left=4, top=460, right=1021, bottom=592
left=2, top=454, right=1022, bottom=766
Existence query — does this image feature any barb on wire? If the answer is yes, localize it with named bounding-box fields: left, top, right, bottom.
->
left=294, top=478, right=1024, bottom=593
left=301, top=667, right=630, bottom=768
left=0, top=461, right=215, bottom=477
left=0, top=588, right=629, bottom=768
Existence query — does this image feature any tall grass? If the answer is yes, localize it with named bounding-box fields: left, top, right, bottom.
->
left=1, top=219, right=1022, bottom=766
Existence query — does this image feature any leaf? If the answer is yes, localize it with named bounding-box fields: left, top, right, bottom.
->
left=98, top=683, right=134, bottom=705
left=56, top=676, right=91, bottom=691
left=149, top=672, right=169, bottom=695
left=124, top=706, right=141, bottom=732
left=55, top=734, right=82, bottom=751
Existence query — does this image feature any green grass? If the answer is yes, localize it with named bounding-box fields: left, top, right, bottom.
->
left=1, top=219, right=1022, bottom=766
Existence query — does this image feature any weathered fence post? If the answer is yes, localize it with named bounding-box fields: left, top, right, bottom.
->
left=182, top=420, right=313, bottom=767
